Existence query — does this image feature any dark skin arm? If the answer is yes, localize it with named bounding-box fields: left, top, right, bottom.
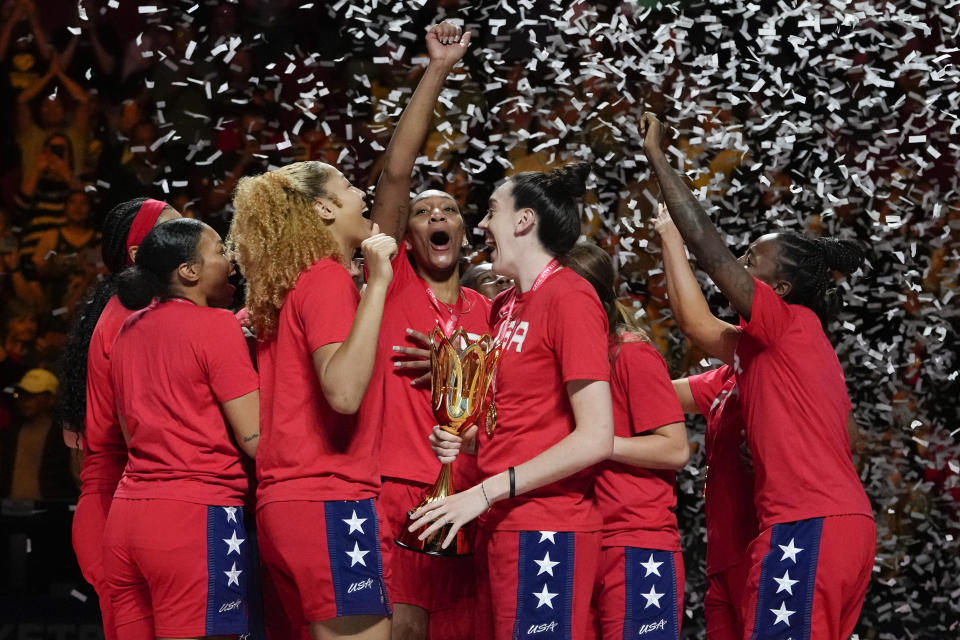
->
left=641, top=113, right=756, bottom=320
left=370, top=21, right=470, bottom=242
left=22, top=0, right=52, bottom=59
left=0, top=2, right=26, bottom=62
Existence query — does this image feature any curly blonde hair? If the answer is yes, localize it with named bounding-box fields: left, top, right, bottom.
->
left=229, top=161, right=343, bottom=338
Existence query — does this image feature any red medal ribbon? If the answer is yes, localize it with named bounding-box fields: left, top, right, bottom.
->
left=424, top=284, right=463, bottom=337
left=494, top=258, right=562, bottom=346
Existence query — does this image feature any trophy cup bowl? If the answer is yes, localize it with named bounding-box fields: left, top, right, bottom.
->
left=395, top=327, right=501, bottom=556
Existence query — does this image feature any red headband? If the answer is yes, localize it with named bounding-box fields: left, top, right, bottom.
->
left=125, top=199, right=170, bottom=265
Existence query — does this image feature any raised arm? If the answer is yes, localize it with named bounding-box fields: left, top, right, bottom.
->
left=641, top=114, right=756, bottom=320
left=52, top=55, right=91, bottom=106
left=0, top=2, right=26, bottom=62
left=369, top=21, right=470, bottom=242
left=18, top=62, right=55, bottom=105
left=655, top=203, right=740, bottom=364
left=86, top=23, right=117, bottom=75
left=22, top=0, right=52, bottom=59
left=311, top=229, right=396, bottom=414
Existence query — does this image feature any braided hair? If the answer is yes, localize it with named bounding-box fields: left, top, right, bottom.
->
left=774, top=232, right=865, bottom=326
left=55, top=198, right=157, bottom=434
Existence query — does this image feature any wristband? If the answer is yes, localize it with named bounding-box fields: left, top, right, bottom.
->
left=508, top=466, right=516, bottom=499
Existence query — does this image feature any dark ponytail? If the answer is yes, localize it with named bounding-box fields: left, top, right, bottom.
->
left=117, top=218, right=205, bottom=310
left=776, top=232, right=865, bottom=326
left=55, top=198, right=155, bottom=433
left=508, top=162, right=590, bottom=255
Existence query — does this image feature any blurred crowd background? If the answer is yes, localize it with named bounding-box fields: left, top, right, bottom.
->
left=0, top=0, right=956, bottom=637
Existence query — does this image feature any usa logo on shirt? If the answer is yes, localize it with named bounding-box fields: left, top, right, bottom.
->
left=513, top=531, right=573, bottom=639
left=749, top=518, right=823, bottom=639
left=205, top=506, right=248, bottom=636
left=323, top=499, right=391, bottom=617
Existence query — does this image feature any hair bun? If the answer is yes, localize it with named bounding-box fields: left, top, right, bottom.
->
left=816, top=238, right=864, bottom=275
left=116, top=264, right=163, bottom=310
left=546, top=162, right=590, bottom=199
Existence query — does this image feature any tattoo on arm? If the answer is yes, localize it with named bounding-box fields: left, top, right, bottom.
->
left=393, top=202, right=409, bottom=241
left=243, top=433, right=260, bottom=443
left=370, top=197, right=410, bottom=243
left=649, top=151, right=755, bottom=318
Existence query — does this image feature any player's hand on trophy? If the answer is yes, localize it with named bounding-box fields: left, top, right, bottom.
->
left=429, top=424, right=477, bottom=463
left=393, top=327, right=432, bottom=387
left=361, top=223, right=397, bottom=287
left=408, top=481, right=489, bottom=550
left=426, top=20, right=471, bottom=70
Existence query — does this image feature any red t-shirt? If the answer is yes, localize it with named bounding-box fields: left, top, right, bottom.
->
left=478, top=267, right=610, bottom=532
left=688, top=365, right=758, bottom=575
left=365, top=245, right=491, bottom=486
left=735, top=278, right=872, bottom=529
left=111, top=299, right=259, bottom=505
left=80, top=296, right=132, bottom=495
left=594, top=339, right=685, bottom=549
left=256, top=258, right=383, bottom=505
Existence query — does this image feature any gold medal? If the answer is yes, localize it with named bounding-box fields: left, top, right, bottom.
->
left=486, top=402, right=497, bottom=436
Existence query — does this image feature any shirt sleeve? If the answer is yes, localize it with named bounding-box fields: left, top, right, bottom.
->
left=298, top=261, right=361, bottom=352
left=740, top=278, right=795, bottom=348
left=617, top=342, right=685, bottom=435
left=201, top=311, right=260, bottom=403
left=687, top=365, right=733, bottom=416
left=549, top=279, right=610, bottom=383
left=388, top=243, right=416, bottom=297
left=365, top=243, right=415, bottom=299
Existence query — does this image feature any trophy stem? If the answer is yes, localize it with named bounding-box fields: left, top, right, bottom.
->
left=395, top=463, right=472, bottom=556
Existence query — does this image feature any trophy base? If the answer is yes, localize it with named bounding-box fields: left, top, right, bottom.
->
left=395, top=512, right=473, bottom=557
left=393, top=463, right=473, bottom=556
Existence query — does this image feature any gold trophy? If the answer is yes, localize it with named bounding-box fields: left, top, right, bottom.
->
left=395, top=326, right=501, bottom=556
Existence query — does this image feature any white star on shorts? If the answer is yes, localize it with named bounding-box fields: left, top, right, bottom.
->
left=778, top=538, right=803, bottom=563
left=770, top=601, right=795, bottom=626
left=224, top=562, right=242, bottom=587
left=774, top=570, right=799, bottom=595
left=343, top=510, right=367, bottom=535
left=532, top=584, right=558, bottom=609
left=534, top=551, right=559, bottom=577
left=641, top=585, right=664, bottom=609
left=640, top=553, right=663, bottom=578
left=223, top=530, right=245, bottom=555
left=346, top=541, right=370, bottom=567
